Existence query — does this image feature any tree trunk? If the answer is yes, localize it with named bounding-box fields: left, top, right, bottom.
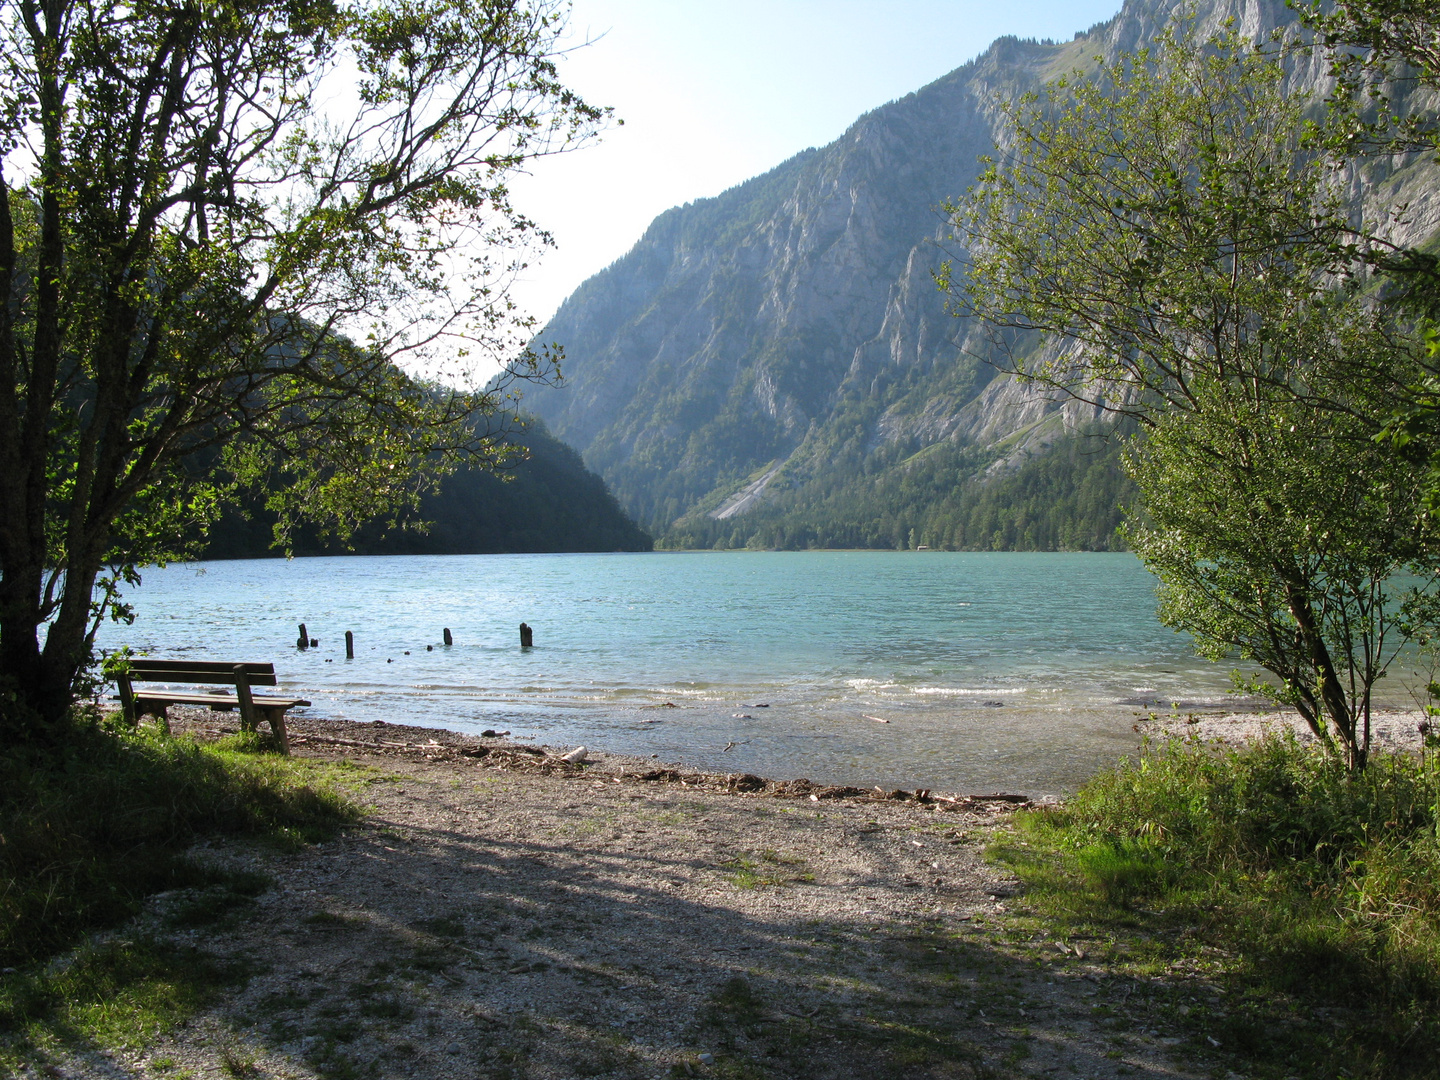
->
left=1283, top=577, right=1360, bottom=769
left=0, top=560, right=60, bottom=741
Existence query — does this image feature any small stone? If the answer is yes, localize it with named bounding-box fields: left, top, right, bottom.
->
left=481, top=729, right=498, bottom=737
left=445, top=1042, right=462, bottom=1055
left=698, top=1053, right=715, bottom=1065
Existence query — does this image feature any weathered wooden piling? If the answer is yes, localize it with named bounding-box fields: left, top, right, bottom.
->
left=443, top=628, right=453, bottom=646
left=345, top=630, right=354, bottom=659
left=519, top=622, right=533, bottom=647
left=297, top=623, right=308, bottom=650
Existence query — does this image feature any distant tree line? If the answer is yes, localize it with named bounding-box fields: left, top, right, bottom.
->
left=659, top=425, right=1133, bottom=552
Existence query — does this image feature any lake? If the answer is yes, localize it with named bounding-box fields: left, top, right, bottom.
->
left=101, top=550, right=1288, bottom=794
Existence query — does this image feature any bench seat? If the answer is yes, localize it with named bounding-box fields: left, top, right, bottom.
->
left=131, top=690, right=312, bottom=714
left=114, top=660, right=308, bottom=752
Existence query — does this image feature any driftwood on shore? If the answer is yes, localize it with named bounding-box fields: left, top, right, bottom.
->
left=241, top=723, right=1031, bottom=807
left=189, top=719, right=1034, bottom=808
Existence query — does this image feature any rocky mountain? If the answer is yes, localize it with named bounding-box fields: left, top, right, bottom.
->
left=520, top=0, right=1440, bottom=550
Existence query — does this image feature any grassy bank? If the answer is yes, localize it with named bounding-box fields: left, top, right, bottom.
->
left=0, top=716, right=361, bottom=968
left=995, top=732, right=1440, bottom=1079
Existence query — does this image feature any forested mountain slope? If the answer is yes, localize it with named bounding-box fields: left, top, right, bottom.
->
left=203, top=419, right=652, bottom=558
left=520, top=0, right=1440, bottom=550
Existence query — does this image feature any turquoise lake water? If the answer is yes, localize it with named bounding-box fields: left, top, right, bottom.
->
left=101, top=550, right=1290, bottom=794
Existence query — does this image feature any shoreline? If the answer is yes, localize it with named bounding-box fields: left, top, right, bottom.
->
left=178, top=701, right=1436, bottom=797
left=145, top=701, right=1436, bottom=803
left=165, top=709, right=1049, bottom=807
left=1146, top=704, right=1428, bottom=753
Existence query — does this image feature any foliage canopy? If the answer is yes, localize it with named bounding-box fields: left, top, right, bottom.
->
left=949, top=21, right=1431, bottom=768
left=0, top=0, right=606, bottom=737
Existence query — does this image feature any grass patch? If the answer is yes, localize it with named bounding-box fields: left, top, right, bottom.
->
left=998, top=732, right=1440, bottom=1079
left=0, top=935, right=249, bottom=1071
left=721, top=850, right=816, bottom=889
left=0, top=715, right=362, bottom=967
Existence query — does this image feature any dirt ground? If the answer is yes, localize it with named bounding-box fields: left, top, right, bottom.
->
left=29, top=713, right=1268, bottom=1080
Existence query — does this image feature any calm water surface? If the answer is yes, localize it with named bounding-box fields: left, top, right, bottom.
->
left=102, top=551, right=1293, bottom=794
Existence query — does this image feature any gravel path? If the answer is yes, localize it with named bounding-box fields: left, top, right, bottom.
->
left=32, top=714, right=1249, bottom=1080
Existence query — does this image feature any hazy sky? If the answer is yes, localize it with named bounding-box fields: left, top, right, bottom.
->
left=504, top=0, right=1127, bottom=327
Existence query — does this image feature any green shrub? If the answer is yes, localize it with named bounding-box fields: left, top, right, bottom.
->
left=1008, top=733, right=1440, bottom=1076
left=1000, top=734, right=1440, bottom=1078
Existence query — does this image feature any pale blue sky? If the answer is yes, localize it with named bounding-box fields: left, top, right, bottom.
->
left=508, top=0, right=1127, bottom=324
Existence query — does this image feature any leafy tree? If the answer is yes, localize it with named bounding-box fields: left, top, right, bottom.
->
left=1127, top=367, right=1429, bottom=771
left=947, top=21, right=1429, bottom=768
left=1297, top=1, right=1440, bottom=509
left=944, top=21, right=1391, bottom=419
left=1301, top=0, right=1440, bottom=161
left=0, top=0, right=606, bottom=740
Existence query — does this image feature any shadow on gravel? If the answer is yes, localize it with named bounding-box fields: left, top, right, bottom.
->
left=4, top=781, right=1254, bottom=1080
left=175, top=802, right=1225, bottom=1080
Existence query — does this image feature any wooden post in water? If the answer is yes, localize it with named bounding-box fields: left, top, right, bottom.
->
left=443, top=628, right=453, bottom=647
left=345, top=630, right=354, bottom=659
left=297, top=623, right=308, bottom=650
left=519, top=622, right=533, bottom=648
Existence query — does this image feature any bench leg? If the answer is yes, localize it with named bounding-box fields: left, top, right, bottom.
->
left=137, top=701, right=171, bottom=736
left=150, top=705, right=171, bottom=736
left=267, top=709, right=290, bottom=755
left=233, top=666, right=259, bottom=733
left=116, top=674, right=137, bottom=727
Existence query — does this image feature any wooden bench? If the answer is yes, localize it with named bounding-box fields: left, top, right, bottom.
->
left=113, top=659, right=310, bottom=753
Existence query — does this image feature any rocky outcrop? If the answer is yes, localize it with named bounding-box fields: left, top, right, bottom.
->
left=520, top=0, right=1438, bottom=538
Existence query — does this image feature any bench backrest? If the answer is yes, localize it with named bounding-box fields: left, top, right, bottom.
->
left=124, top=659, right=278, bottom=686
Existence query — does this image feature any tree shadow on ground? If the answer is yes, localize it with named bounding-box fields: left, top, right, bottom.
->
left=4, top=774, right=1393, bottom=1080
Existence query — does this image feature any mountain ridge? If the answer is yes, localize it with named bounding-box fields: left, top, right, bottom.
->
left=520, top=0, right=1440, bottom=549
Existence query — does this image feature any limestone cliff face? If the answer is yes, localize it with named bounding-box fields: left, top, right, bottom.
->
left=521, top=0, right=1437, bottom=538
